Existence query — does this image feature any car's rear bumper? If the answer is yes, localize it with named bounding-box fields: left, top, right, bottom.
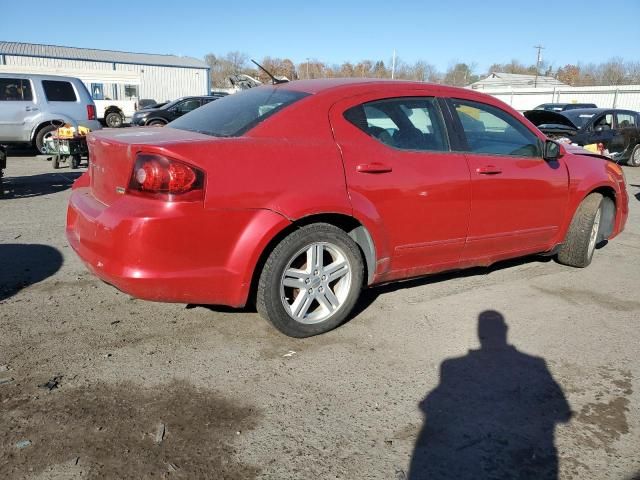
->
left=66, top=186, right=289, bottom=307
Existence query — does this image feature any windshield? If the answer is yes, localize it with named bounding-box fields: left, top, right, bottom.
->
left=169, top=87, right=309, bottom=137
left=561, top=111, right=596, bottom=129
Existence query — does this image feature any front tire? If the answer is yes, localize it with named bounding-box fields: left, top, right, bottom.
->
left=628, top=144, right=640, bottom=167
left=556, top=193, right=603, bottom=268
left=257, top=223, right=364, bottom=338
left=105, top=111, right=124, bottom=128
left=147, top=119, right=166, bottom=127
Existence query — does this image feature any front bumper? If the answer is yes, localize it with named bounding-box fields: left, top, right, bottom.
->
left=66, top=186, right=288, bottom=307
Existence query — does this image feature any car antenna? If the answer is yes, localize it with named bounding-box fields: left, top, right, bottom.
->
left=251, top=59, right=289, bottom=84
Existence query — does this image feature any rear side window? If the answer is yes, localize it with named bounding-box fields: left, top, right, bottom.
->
left=452, top=99, right=541, bottom=157
left=616, top=112, right=636, bottom=128
left=0, top=78, right=33, bottom=101
left=170, top=87, right=309, bottom=137
left=42, top=80, right=77, bottom=102
left=344, top=97, right=449, bottom=152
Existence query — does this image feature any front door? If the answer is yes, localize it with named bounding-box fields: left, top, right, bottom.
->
left=330, top=93, right=471, bottom=279
left=447, top=98, right=569, bottom=264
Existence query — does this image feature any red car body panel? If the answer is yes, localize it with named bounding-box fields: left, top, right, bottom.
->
left=66, top=79, right=628, bottom=308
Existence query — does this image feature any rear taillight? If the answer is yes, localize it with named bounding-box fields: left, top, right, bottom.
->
left=87, top=104, right=96, bottom=120
left=128, top=153, right=204, bottom=201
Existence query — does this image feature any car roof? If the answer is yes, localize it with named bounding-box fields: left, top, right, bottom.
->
left=0, top=72, right=84, bottom=82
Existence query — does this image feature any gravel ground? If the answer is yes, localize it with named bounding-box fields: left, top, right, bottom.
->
left=1, top=153, right=639, bottom=480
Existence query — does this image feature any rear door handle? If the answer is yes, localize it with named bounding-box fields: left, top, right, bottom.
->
left=476, top=165, right=502, bottom=175
left=25, top=106, right=39, bottom=112
left=357, top=162, right=393, bottom=174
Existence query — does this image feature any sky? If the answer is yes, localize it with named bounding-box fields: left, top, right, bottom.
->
left=2, top=0, right=639, bottom=73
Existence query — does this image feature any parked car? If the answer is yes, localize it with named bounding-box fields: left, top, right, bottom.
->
left=0, top=73, right=102, bottom=153
left=94, top=99, right=136, bottom=128
left=534, top=102, right=597, bottom=112
left=67, top=80, right=628, bottom=337
left=524, top=108, right=640, bottom=166
left=139, top=101, right=168, bottom=110
left=130, top=96, right=220, bottom=126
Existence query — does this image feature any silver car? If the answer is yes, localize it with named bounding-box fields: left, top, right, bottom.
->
left=0, top=73, right=102, bottom=153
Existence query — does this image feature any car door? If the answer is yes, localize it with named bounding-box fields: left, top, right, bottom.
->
left=580, top=111, right=615, bottom=150
left=446, top=98, right=569, bottom=264
left=612, top=111, right=638, bottom=158
left=330, top=93, right=471, bottom=278
left=0, top=77, right=36, bottom=142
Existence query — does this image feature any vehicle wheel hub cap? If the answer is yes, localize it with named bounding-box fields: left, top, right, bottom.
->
left=280, top=242, right=352, bottom=324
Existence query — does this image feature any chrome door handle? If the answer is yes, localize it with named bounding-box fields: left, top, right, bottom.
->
left=25, top=106, right=39, bottom=111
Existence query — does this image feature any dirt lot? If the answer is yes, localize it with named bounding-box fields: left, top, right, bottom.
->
left=1, top=153, right=639, bottom=479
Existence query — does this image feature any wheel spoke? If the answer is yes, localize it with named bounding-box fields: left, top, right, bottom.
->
left=290, top=289, right=314, bottom=319
left=317, top=287, right=340, bottom=312
left=307, top=244, right=323, bottom=271
left=324, top=260, right=349, bottom=281
left=283, top=268, right=308, bottom=289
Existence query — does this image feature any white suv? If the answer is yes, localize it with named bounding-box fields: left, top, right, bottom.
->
left=0, top=73, right=102, bottom=153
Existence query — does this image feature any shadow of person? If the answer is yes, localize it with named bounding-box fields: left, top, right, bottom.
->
left=409, top=310, right=572, bottom=480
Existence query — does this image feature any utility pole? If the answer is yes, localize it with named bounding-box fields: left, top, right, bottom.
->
left=534, top=45, right=544, bottom=87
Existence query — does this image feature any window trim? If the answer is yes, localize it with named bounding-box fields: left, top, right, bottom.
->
left=343, top=96, right=452, bottom=153
left=445, top=97, right=544, bottom=159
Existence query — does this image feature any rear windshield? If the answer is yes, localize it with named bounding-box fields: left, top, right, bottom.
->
left=170, top=87, right=309, bottom=137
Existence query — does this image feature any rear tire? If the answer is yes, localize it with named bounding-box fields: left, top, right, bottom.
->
left=35, top=124, right=58, bottom=154
left=52, top=155, right=60, bottom=169
left=256, top=223, right=364, bottom=338
left=556, top=193, right=603, bottom=268
left=628, top=144, right=640, bottom=167
left=71, top=154, right=81, bottom=169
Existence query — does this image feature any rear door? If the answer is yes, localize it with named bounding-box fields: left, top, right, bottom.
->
left=612, top=111, right=639, bottom=157
left=446, top=98, right=568, bottom=264
left=330, top=92, right=471, bottom=277
left=0, top=76, right=36, bottom=142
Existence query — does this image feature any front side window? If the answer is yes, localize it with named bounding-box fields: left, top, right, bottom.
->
left=42, top=80, right=77, bottom=102
left=452, top=99, right=541, bottom=157
left=344, top=97, right=449, bottom=152
left=0, top=78, right=33, bottom=101
left=593, top=114, right=613, bottom=130
left=616, top=113, right=636, bottom=128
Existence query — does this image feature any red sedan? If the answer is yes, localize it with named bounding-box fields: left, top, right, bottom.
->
left=67, top=79, right=629, bottom=337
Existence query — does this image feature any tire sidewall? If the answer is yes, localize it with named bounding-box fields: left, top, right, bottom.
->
left=629, top=145, right=640, bottom=167
left=258, top=224, right=364, bottom=338
left=35, top=125, right=58, bottom=154
left=105, top=112, right=123, bottom=128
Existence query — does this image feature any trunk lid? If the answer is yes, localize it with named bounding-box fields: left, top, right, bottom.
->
left=87, top=127, right=213, bottom=205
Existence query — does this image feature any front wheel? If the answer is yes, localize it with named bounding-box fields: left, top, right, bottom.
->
left=257, top=223, right=364, bottom=338
left=628, top=144, right=640, bottom=167
left=556, top=193, right=603, bottom=268
left=105, top=111, right=124, bottom=128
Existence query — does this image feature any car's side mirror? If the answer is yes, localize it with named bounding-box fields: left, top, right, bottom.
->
left=594, top=125, right=611, bottom=132
left=543, top=140, right=561, bottom=161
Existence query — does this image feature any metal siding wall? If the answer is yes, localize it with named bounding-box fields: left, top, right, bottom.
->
left=114, top=64, right=208, bottom=101
left=3, top=55, right=208, bottom=102
left=478, top=86, right=640, bottom=112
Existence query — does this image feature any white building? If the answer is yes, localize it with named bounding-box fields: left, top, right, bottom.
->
left=0, top=41, right=210, bottom=104
left=469, top=72, right=567, bottom=90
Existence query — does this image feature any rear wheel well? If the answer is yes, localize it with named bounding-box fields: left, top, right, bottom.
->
left=32, top=120, right=64, bottom=141
left=247, top=213, right=376, bottom=307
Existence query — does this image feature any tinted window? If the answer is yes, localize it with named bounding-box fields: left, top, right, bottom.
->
left=452, top=99, right=541, bottom=157
left=0, top=78, right=33, bottom=101
left=344, top=97, right=448, bottom=152
left=616, top=112, right=636, bottom=128
left=562, top=110, right=595, bottom=128
left=170, top=87, right=309, bottom=137
left=174, top=99, right=201, bottom=114
left=42, top=80, right=77, bottom=102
